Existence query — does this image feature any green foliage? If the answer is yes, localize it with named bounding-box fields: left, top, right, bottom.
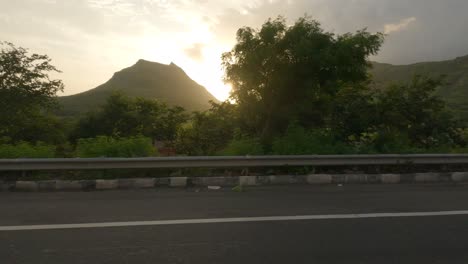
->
left=220, top=137, right=264, bottom=156
left=348, top=130, right=417, bottom=154
left=330, top=82, right=376, bottom=139
left=222, top=16, right=384, bottom=141
left=0, top=41, right=65, bottom=143
left=2, top=19, right=468, bottom=159
left=371, top=55, right=468, bottom=123
left=272, top=124, right=351, bottom=155
left=175, top=101, right=238, bottom=155
left=0, top=142, right=56, bottom=158
left=327, top=75, right=465, bottom=152
left=372, top=75, right=464, bottom=148
left=8, top=113, right=68, bottom=144
left=72, top=93, right=188, bottom=142
left=461, top=128, right=468, bottom=142
left=75, top=136, right=157, bottom=158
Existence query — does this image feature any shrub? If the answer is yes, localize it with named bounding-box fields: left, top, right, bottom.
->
left=75, top=136, right=157, bottom=158
left=272, top=124, right=352, bottom=155
left=0, top=142, right=56, bottom=158
left=460, top=128, right=468, bottom=146
left=220, top=137, right=264, bottom=156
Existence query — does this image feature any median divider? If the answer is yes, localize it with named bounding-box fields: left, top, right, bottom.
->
left=170, top=177, right=188, bottom=187
left=381, top=174, right=401, bottom=184
left=96, top=179, right=119, bottom=190
left=452, top=172, right=468, bottom=182
left=2, top=172, right=468, bottom=192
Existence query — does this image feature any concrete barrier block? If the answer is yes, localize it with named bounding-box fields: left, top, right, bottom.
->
left=155, top=177, right=171, bottom=186
left=0, top=181, right=14, bottom=191
left=189, top=177, right=202, bottom=186
left=292, top=175, right=308, bottom=184
left=155, top=177, right=170, bottom=186
left=268, top=175, right=294, bottom=185
left=118, top=179, right=136, bottom=189
left=345, top=174, right=368, bottom=183
left=117, top=178, right=156, bottom=189
left=96, top=180, right=119, bottom=190
left=170, top=177, right=187, bottom=187
left=256, top=176, right=270, bottom=185
left=366, top=174, right=380, bottom=183
left=381, top=174, right=401, bottom=184
left=80, top=180, right=96, bottom=190
left=38, top=181, right=56, bottom=191
left=414, top=173, right=440, bottom=183
left=193, top=177, right=238, bottom=187
left=451, top=172, right=468, bottom=182
left=400, top=174, right=415, bottom=183
left=56, top=180, right=83, bottom=191
left=307, top=174, right=332, bottom=184
left=118, top=179, right=142, bottom=189
left=15, top=181, right=38, bottom=192
left=240, top=176, right=257, bottom=186
left=331, top=174, right=346, bottom=184
left=437, top=173, right=452, bottom=182
left=221, top=176, right=239, bottom=186
left=134, top=178, right=156, bottom=188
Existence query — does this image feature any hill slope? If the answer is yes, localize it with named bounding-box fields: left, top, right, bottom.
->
left=370, top=55, right=468, bottom=121
left=58, top=60, right=218, bottom=116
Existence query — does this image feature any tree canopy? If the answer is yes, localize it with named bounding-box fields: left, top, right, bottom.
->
left=222, top=16, right=384, bottom=141
left=174, top=101, right=238, bottom=155
left=0, top=41, right=64, bottom=143
left=72, top=93, right=188, bottom=142
left=1, top=21, right=466, bottom=159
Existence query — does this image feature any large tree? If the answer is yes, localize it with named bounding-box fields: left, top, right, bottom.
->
left=0, top=41, right=64, bottom=143
left=222, top=16, right=384, bottom=141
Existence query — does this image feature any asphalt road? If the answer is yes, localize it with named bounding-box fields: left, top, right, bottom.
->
left=1, top=184, right=468, bottom=263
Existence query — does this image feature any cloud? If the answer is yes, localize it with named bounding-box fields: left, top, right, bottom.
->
left=184, top=43, right=205, bottom=61
left=384, top=17, right=417, bottom=34
left=2, top=0, right=468, bottom=98
left=208, top=0, right=468, bottom=64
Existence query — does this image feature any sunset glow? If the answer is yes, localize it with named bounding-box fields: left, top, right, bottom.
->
left=2, top=0, right=468, bottom=102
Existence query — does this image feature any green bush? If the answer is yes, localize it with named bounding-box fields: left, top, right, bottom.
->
left=272, top=125, right=352, bottom=155
left=0, top=142, right=56, bottom=158
left=348, top=130, right=414, bottom=154
left=460, top=128, right=468, bottom=146
left=75, top=136, right=157, bottom=158
left=220, top=137, right=264, bottom=156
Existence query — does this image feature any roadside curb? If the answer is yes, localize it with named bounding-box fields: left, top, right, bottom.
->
left=2, top=172, right=468, bottom=192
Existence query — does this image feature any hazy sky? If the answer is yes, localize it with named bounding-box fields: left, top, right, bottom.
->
left=2, top=0, right=468, bottom=100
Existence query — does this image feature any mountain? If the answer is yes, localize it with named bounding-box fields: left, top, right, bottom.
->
left=370, top=55, right=468, bottom=121
left=58, top=60, right=218, bottom=116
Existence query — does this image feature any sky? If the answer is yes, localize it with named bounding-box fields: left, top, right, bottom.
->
left=1, top=0, right=468, bottom=101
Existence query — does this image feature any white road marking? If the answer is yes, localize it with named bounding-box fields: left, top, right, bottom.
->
left=1, top=210, right=468, bottom=231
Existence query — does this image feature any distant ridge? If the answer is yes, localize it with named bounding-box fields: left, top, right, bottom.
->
left=58, top=60, right=219, bottom=116
left=370, top=54, right=468, bottom=121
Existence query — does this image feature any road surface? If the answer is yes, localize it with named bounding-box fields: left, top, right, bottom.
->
left=1, top=184, right=468, bottom=263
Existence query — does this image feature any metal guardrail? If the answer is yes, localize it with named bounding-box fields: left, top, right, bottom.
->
left=1, top=154, right=468, bottom=171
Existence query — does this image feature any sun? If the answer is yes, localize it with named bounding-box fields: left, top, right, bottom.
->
left=190, top=66, right=232, bottom=101
left=139, top=33, right=232, bottom=101
left=175, top=46, right=232, bottom=102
